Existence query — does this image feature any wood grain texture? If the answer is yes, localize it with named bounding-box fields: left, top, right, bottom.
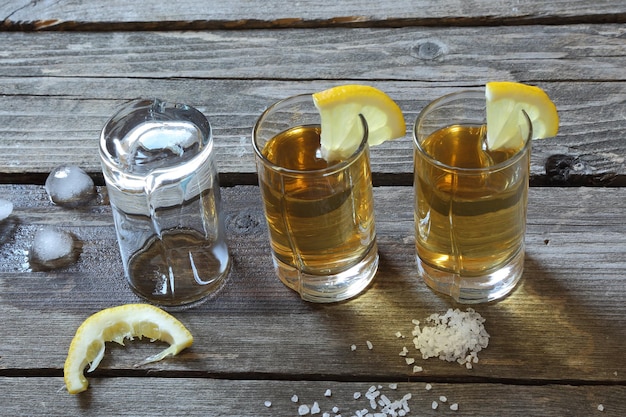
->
left=2, top=26, right=625, bottom=81
left=0, top=185, right=624, bottom=386
left=0, top=26, right=624, bottom=184
left=1, top=0, right=625, bottom=30
left=1, top=2, right=625, bottom=415
left=1, top=378, right=624, bottom=416
left=0, top=79, right=624, bottom=185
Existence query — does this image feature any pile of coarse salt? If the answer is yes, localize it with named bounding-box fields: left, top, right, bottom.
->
left=412, top=308, right=489, bottom=369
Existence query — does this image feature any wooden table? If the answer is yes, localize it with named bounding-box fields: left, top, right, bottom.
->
left=1, top=2, right=625, bottom=416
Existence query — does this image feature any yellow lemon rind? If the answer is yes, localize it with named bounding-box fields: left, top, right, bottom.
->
left=485, top=81, right=559, bottom=150
left=63, top=304, right=193, bottom=394
left=312, top=84, right=406, bottom=161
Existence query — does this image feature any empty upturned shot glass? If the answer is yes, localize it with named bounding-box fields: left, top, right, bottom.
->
left=99, top=99, right=231, bottom=308
left=413, top=90, right=531, bottom=303
left=252, top=94, right=378, bottom=303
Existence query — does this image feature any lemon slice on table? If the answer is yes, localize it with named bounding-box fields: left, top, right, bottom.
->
left=312, top=84, right=406, bottom=161
left=63, top=304, right=193, bottom=394
left=485, top=81, right=559, bottom=150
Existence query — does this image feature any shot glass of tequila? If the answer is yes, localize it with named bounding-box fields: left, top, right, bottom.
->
left=413, top=90, right=532, bottom=303
left=100, top=99, right=231, bottom=309
left=252, top=94, right=378, bottom=303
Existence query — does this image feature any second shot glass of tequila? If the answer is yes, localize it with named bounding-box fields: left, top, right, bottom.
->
left=252, top=94, right=378, bottom=303
left=413, top=90, right=532, bottom=303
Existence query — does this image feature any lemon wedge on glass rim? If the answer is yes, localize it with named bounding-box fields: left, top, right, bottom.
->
left=485, top=81, right=559, bottom=150
left=312, top=84, right=406, bottom=161
left=63, top=304, right=193, bottom=394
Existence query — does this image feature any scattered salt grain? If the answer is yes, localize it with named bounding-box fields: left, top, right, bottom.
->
left=439, top=395, right=447, bottom=402
left=264, top=400, right=272, bottom=407
left=0, top=198, right=13, bottom=221
left=351, top=344, right=357, bottom=351
left=412, top=308, right=489, bottom=368
left=399, top=346, right=408, bottom=357
left=29, top=227, right=76, bottom=269
left=287, top=384, right=415, bottom=416
left=45, top=165, right=96, bottom=207
left=432, top=401, right=439, bottom=410
left=405, top=357, right=415, bottom=365
left=395, top=331, right=403, bottom=338
left=365, top=385, right=381, bottom=409
left=413, top=365, right=423, bottom=373
left=366, top=340, right=373, bottom=350
left=425, top=383, right=432, bottom=390
left=450, top=403, right=459, bottom=411
left=597, top=404, right=604, bottom=412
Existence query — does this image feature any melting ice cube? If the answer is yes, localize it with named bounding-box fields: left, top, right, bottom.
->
left=0, top=198, right=13, bottom=221
left=30, top=227, right=77, bottom=270
left=45, top=165, right=96, bottom=207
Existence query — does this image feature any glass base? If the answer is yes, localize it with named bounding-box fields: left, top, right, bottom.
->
left=128, top=259, right=231, bottom=311
left=417, top=248, right=524, bottom=304
left=273, top=243, right=379, bottom=303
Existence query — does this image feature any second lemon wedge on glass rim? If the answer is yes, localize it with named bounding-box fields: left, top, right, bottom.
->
left=312, top=84, right=406, bottom=161
left=485, top=81, right=559, bottom=150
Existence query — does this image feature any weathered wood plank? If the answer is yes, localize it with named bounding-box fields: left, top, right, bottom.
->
left=0, top=185, right=624, bottom=383
left=0, top=78, right=624, bottom=185
left=1, top=26, right=624, bottom=184
left=1, top=378, right=624, bottom=417
left=0, top=26, right=624, bottom=184
left=1, top=0, right=625, bottom=30
left=2, top=26, right=625, bottom=82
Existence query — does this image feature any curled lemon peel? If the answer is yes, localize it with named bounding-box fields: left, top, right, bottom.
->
left=63, top=304, right=193, bottom=394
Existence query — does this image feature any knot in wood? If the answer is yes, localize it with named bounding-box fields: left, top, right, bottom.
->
left=411, top=40, right=447, bottom=60
left=544, top=154, right=592, bottom=185
left=227, top=209, right=263, bottom=234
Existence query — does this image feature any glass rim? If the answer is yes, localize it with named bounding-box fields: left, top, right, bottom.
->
left=413, top=89, right=532, bottom=173
left=252, top=93, right=370, bottom=177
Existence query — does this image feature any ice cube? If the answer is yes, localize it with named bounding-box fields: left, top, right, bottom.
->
left=30, top=227, right=77, bottom=270
left=45, top=165, right=96, bottom=207
left=0, top=198, right=13, bottom=221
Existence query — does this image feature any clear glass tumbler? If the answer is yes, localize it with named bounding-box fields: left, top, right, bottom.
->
left=100, top=99, right=231, bottom=309
left=413, top=90, right=531, bottom=303
left=252, top=94, right=378, bottom=303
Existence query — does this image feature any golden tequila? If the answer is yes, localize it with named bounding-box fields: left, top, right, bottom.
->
left=260, top=125, right=376, bottom=275
left=414, top=124, right=528, bottom=276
